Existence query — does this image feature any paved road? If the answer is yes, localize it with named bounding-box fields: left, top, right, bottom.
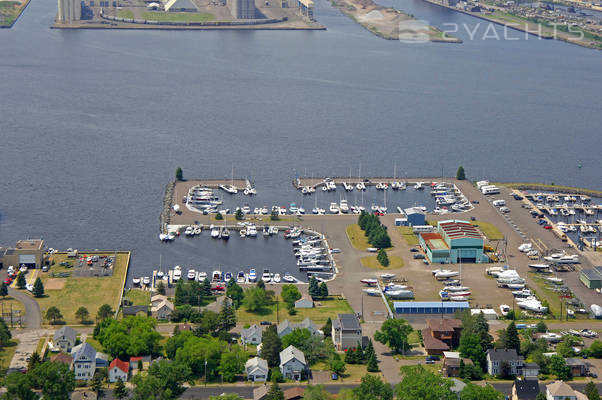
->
left=7, top=287, right=42, bottom=329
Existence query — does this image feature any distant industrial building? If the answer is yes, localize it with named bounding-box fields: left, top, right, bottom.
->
left=164, top=0, right=198, bottom=12
left=400, top=207, right=426, bottom=226
left=229, top=0, right=256, bottom=18
left=0, top=240, right=47, bottom=269
left=419, top=220, right=488, bottom=264
left=57, top=0, right=81, bottom=23
left=580, top=267, right=602, bottom=289
left=393, top=301, right=469, bottom=315
left=297, top=0, right=314, bottom=20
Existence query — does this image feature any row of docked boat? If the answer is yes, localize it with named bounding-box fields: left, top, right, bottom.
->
left=134, top=266, right=298, bottom=286
left=292, top=235, right=332, bottom=273
left=210, top=225, right=230, bottom=240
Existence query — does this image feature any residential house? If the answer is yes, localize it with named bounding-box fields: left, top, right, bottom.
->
left=71, top=343, right=96, bottom=380
left=109, top=358, right=129, bottom=383
left=523, top=362, right=540, bottom=378
left=253, top=385, right=269, bottom=400
left=277, top=318, right=322, bottom=338
left=122, top=305, right=149, bottom=317
left=332, top=314, right=362, bottom=351
left=512, top=378, right=540, bottom=400
left=442, top=351, right=473, bottom=377
left=245, top=357, right=268, bottom=382
left=151, top=294, right=168, bottom=307
left=283, top=387, right=305, bottom=400
left=50, top=353, right=73, bottom=367
left=151, top=297, right=174, bottom=320
left=421, top=318, right=463, bottom=355
left=241, top=324, right=263, bottom=345
left=546, top=380, right=588, bottom=400
left=565, top=358, right=588, bottom=377
left=486, top=349, right=524, bottom=377
left=95, top=352, right=109, bottom=369
left=130, top=355, right=152, bottom=371
left=294, top=295, right=314, bottom=309
left=279, top=345, right=307, bottom=380
left=53, top=326, right=77, bottom=353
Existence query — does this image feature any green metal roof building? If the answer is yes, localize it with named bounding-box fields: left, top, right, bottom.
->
left=419, top=220, right=488, bottom=264
left=580, top=267, right=602, bottom=289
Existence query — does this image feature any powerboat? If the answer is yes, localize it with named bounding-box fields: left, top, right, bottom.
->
left=261, top=269, right=271, bottom=282
left=132, top=277, right=141, bottom=285
left=440, top=290, right=470, bottom=299
left=518, top=243, right=532, bottom=252
left=283, top=273, right=296, bottom=283
left=442, top=286, right=469, bottom=292
left=363, top=288, right=381, bottom=296
left=263, top=226, right=270, bottom=237
left=499, top=304, right=510, bottom=316
left=224, top=272, right=233, bottom=281
left=185, top=226, right=194, bottom=236
left=384, top=284, right=408, bottom=291
left=433, top=269, right=460, bottom=280
left=414, top=182, right=424, bottom=190
left=212, top=270, right=222, bottom=282
left=236, top=271, right=245, bottom=283
left=329, top=203, right=340, bottom=214
left=360, top=278, right=378, bottom=286
left=544, top=253, right=579, bottom=264
left=187, top=269, right=196, bottom=280
left=248, top=268, right=257, bottom=282
left=356, top=182, right=366, bottom=191
left=546, top=276, right=564, bottom=284
left=273, top=273, right=281, bottom=283
left=219, top=184, right=238, bottom=194
left=142, top=276, right=151, bottom=286
left=211, top=228, right=220, bottom=238
left=247, top=225, right=258, bottom=237
left=385, top=290, right=414, bottom=299
left=506, top=283, right=525, bottom=290
left=198, top=271, right=208, bottom=282
left=339, top=200, right=349, bottom=213
left=528, top=264, right=550, bottom=271
left=517, top=298, right=548, bottom=313
left=240, top=228, right=247, bottom=238
left=221, top=228, right=230, bottom=240
left=173, top=266, right=182, bottom=281
left=380, top=273, right=395, bottom=280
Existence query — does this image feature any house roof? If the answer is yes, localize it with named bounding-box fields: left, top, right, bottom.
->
left=443, top=351, right=460, bottom=359
left=277, top=320, right=294, bottom=335
left=283, top=387, right=305, bottom=400
left=421, top=328, right=450, bottom=351
left=110, top=358, right=129, bottom=374
left=524, top=362, right=540, bottom=370
left=51, top=353, right=73, bottom=365
left=439, top=220, right=482, bottom=240
left=53, top=326, right=77, bottom=343
left=426, top=318, right=462, bottom=333
left=253, top=385, right=269, bottom=400
left=242, top=324, right=262, bottom=339
left=514, top=378, right=540, bottom=400
left=245, top=357, right=268, bottom=372
left=151, top=294, right=167, bottom=303
left=280, top=345, right=306, bottom=366
left=151, top=299, right=174, bottom=312
left=295, top=295, right=313, bottom=305
left=123, top=305, right=149, bottom=316
left=420, top=232, right=449, bottom=250
left=444, top=357, right=473, bottom=367
left=299, top=317, right=318, bottom=332
left=487, top=348, right=522, bottom=361
left=278, top=318, right=319, bottom=336
left=337, top=314, right=360, bottom=330
left=547, top=381, right=576, bottom=397
left=72, top=343, right=96, bottom=362
left=565, top=358, right=586, bottom=367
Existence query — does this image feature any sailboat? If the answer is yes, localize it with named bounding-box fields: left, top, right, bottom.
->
left=220, top=165, right=238, bottom=194
left=391, top=162, right=402, bottom=190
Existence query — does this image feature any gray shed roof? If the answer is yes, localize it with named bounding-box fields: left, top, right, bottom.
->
left=337, top=314, right=360, bottom=330
left=242, top=324, right=262, bottom=340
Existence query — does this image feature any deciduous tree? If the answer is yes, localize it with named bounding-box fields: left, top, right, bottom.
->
left=75, top=306, right=89, bottom=323
left=45, top=306, right=63, bottom=324
left=396, top=365, right=455, bottom=400
left=374, top=318, right=412, bottom=354
left=354, top=374, right=393, bottom=400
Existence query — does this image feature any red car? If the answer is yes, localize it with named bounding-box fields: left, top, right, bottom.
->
left=211, top=285, right=225, bottom=291
left=544, top=225, right=553, bottom=229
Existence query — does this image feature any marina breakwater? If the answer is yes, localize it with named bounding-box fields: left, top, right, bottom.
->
left=160, top=180, right=175, bottom=234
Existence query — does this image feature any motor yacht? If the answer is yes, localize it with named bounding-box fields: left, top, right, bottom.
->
left=221, top=228, right=230, bottom=240
left=187, top=269, right=196, bottom=280
left=173, top=266, right=182, bottom=281
left=142, top=276, right=151, bottom=286
left=283, top=273, right=296, bottom=283
left=329, top=203, right=340, bottom=214
left=198, top=271, right=208, bottom=282
left=236, top=271, right=245, bottom=283
left=224, top=272, right=233, bottom=281
left=211, top=227, right=220, bottom=238
left=261, top=269, right=271, bottom=282
left=273, top=273, right=281, bottom=283
left=339, top=200, right=349, bottom=213
left=248, top=268, right=257, bottom=282
left=360, top=278, right=378, bottom=286
left=132, top=277, right=141, bottom=285
left=212, top=270, right=222, bottom=282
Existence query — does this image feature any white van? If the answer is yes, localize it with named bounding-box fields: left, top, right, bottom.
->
left=492, top=199, right=506, bottom=207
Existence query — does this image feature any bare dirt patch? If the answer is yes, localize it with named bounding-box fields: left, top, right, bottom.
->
left=45, top=279, right=66, bottom=290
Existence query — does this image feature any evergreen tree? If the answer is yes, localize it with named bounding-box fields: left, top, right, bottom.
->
left=202, top=278, right=212, bottom=297
left=256, top=279, right=265, bottom=290
left=262, top=325, right=283, bottom=368
left=270, top=210, right=280, bottom=221
left=176, top=167, right=183, bottom=181
left=226, top=279, right=244, bottom=308
left=0, top=282, right=8, bottom=298
left=365, top=339, right=375, bottom=359
left=322, top=317, right=332, bottom=338
left=308, top=276, right=319, bottom=299
left=0, top=320, right=12, bottom=346
left=27, top=351, right=41, bottom=371
left=267, top=380, right=284, bottom=400
left=175, top=279, right=187, bottom=306
left=32, top=277, right=44, bottom=297
left=319, top=282, right=329, bottom=299
left=215, top=212, right=223, bottom=220
left=113, top=377, right=128, bottom=399
left=219, top=298, right=237, bottom=332
left=504, top=322, right=520, bottom=353
left=366, top=351, right=379, bottom=372
left=16, top=272, right=26, bottom=290
left=235, top=209, right=245, bottom=220
left=456, top=166, right=466, bottom=180
left=46, top=306, right=63, bottom=324
left=156, top=281, right=166, bottom=296
left=91, top=372, right=104, bottom=398
left=536, top=320, right=547, bottom=333
left=585, top=381, right=601, bottom=400
left=377, top=249, right=390, bottom=267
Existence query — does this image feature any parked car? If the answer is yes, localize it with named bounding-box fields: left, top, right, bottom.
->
left=260, top=321, right=272, bottom=326
left=410, top=248, right=419, bottom=253
left=331, top=373, right=338, bottom=380
left=42, top=265, right=48, bottom=272
left=3, top=278, right=12, bottom=285
left=413, top=254, right=425, bottom=259
left=426, top=355, right=440, bottom=361
left=544, top=225, right=553, bottom=230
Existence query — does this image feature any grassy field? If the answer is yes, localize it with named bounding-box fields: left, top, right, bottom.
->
left=472, top=221, right=503, bottom=241
left=0, top=339, right=19, bottom=372
left=312, top=361, right=383, bottom=382
left=86, top=336, right=103, bottom=352
left=117, top=9, right=134, bottom=18
left=123, top=288, right=151, bottom=306
left=529, top=273, right=562, bottom=318
left=142, top=11, right=214, bottom=22
left=0, top=1, right=22, bottom=27
left=397, top=226, right=419, bottom=246
left=0, top=296, right=26, bottom=316
left=360, top=255, right=404, bottom=270
left=236, top=296, right=353, bottom=326
left=346, top=224, right=371, bottom=251
left=36, top=252, right=129, bottom=325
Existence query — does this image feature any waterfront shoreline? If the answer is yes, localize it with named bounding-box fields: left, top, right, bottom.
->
left=52, top=22, right=326, bottom=30
left=0, top=0, right=31, bottom=29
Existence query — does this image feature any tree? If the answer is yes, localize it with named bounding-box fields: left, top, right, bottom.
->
left=218, top=298, right=237, bottom=332
left=456, top=166, right=466, bottom=180
left=308, top=276, right=320, bottom=299
left=243, top=287, right=270, bottom=312
left=91, top=371, right=104, bottom=398
left=282, top=328, right=311, bottom=349
left=32, top=277, right=44, bottom=297
left=0, top=319, right=11, bottom=346
left=267, top=380, right=284, bottom=400
left=16, top=272, right=26, bottom=290
left=396, top=365, right=455, bottom=400
left=329, top=353, right=346, bottom=375
left=585, top=380, right=601, bottom=400
left=156, top=281, right=166, bottom=296
left=322, top=317, right=332, bottom=338
left=504, top=322, right=520, bottom=353
left=319, top=282, right=329, bottom=299
left=458, top=333, right=485, bottom=370
left=147, top=359, right=192, bottom=397
left=549, top=354, right=570, bottom=380
left=2, top=371, right=37, bottom=400
left=176, top=167, right=183, bottom=181
left=31, top=361, right=75, bottom=400
left=262, top=325, right=283, bottom=368
left=377, top=249, right=389, bottom=267
left=374, top=318, right=412, bottom=354
left=536, top=320, right=547, bottom=333
left=588, top=340, right=602, bottom=358
left=226, top=279, right=244, bottom=308
left=95, top=315, right=162, bottom=359
left=27, top=352, right=41, bottom=371
left=201, top=278, right=212, bottom=297
left=270, top=209, right=280, bottom=221
left=219, top=348, right=246, bottom=382
left=45, top=306, right=63, bottom=324
left=366, top=351, right=379, bottom=372
left=0, top=282, right=8, bottom=298
left=113, top=377, right=128, bottom=399
left=97, top=304, right=113, bottom=320
left=235, top=208, right=245, bottom=220
left=557, top=336, right=578, bottom=358
left=535, top=393, right=547, bottom=400
left=75, top=306, right=90, bottom=323
left=304, top=385, right=334, bottom=400
left=354, top=374, right=393, bottom=400
left=131, top=374, right=165, bottom=400
left=459, top=383, right=503, bottom=400
left=281, top=284, right=302, bottom=306
left=215, top=212, right=223, bottom=220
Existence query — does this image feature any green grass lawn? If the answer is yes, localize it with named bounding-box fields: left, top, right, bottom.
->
left=37, top=252, right=129, bottom=325
left=124, top=288, right=151, bottom=306
left=0, top=340, right=19, bottom=372
left=236, top=296, right=353, bottom=326
left=0, top=1, right=21, bottom=27
left=117, top=9, right=134, bottom=18
left=397, top=226, right=419, bottom=246
left=86, top=337, right=103, bottom=352
left=360, top=255, right=404, bottom=270
left=142, top=11, right=214, bottom=22
left=529, top=273, right=562, bottom=318
left=471, top=221, right=503, bottom=240
left=312, top=361, right=383, bottom=382
left=0, top=296, right=26, bottom=316
left=346, top=224, right=371, bottom=250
